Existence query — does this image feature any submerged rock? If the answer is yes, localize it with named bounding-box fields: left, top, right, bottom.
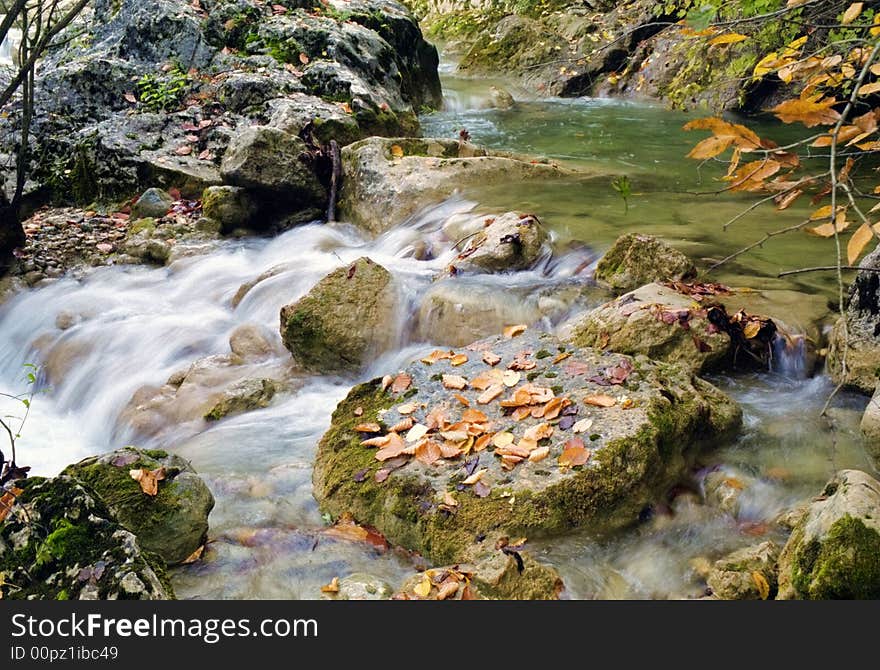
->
left=707, top=541, right=780, bottom=600
left=280, top=257, right=398, bottom=372
left=330, top=573, right=393, bottom=600
left=63, top=447, right=214, bottom=566
left=594, top=233, right=695, bottom=293
left=0, top=476, right=171, bottom=600
left=204, top=378, right=279, bottom=421
left=777, top=469, right=880, bottom=599
left=313, top=330, right=741, bottom=566
left=339, top=137, right=575, bottom=234
left=828, top=246, right=880, bottom=393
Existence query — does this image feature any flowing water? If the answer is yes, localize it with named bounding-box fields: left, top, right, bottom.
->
left=1, top=60, right=878, bottom=599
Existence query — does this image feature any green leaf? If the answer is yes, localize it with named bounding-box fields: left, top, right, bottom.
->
left=26, top=373, right=35, bottom=384
left=686, top=4, right=717, bottom=31
left=21, top=399, right=29, bottom=408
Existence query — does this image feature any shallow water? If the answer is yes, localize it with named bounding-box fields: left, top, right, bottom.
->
left=1, top=63, right=877, bottom=600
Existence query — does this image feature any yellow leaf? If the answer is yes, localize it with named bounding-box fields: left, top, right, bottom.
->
left=687, top=135, right=734, bottom=159
left=503, top=324, right=528, bottom=338
left=872, top=17, right=880, bottom=37
left=708, top=32, right=748, bottom=46
left=752, top=571, right=770, bottom=600
left=413, top=575, right=432, bottom=598
left=390, top=144, right=404, bottom=158
left=769, top=96, right=841, bottom=127
left=321, top=577, right=340, bottom=594
left=807, top=218, right=850, bottom=237
left=753, top=52, right=779, bottom=79
left=450, top=353, right=468, bottom=366
left=858, top=81, right=880, bottom=96
left=842, top=3, right=864, bottom=25
left=848, top=222, right=874, bottom=264
left=743, top=321, right=761, bottom=339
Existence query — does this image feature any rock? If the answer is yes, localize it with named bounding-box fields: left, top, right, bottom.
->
left=313, top=331, right=741, bottom=565
left=330, top=573, right=393, bottom=600
left=267, top=94, right=363, bottom=147
left=220, top=126, right=326, bottom=204
left=204, top=378, right=279, bottom=421
left=707, top=541, right=780, bottom=600
left=416, top=278, right=580, bottom=348
left=451, top=212, right=550, bottom=274
left=0, top=476, right=171, bottom=600
left=55, top=310, right=80, bottom=331
left=594, top=233, right=695, bottom=293
left=701, top=466, right=758, bottom=518
left=339, top=137, right=577, bottom=235
left=396, top=551, right=563, bottom=600
left=229, top=323, right=277, bottom=360
left=201, top=186, right=257, bottom=233
left=488, top=85, right=516, bottom=110
left=860, top=383, right=880, bottom=467
left=131, top=188, right=174, bottom=220
left=562, top=283, right=731, bottom=374
left=777, top=469, right=880, bottom=599
left=828, top=245, right=880, bottom=393
left=63, top=447, right=214, bottom=566
left=280, top=257, right=398, bottom=372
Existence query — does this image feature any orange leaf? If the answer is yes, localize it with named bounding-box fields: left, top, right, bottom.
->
left=584, top=394, right=617, bottom=408
left=391, top=372, right=412, bottom=394
left=559, top=439, right=591, bottom=467
left=390, top=144, right=404, bottom=159
left=848, top=222, right=875, bottom=264
left=687, top=135, right=734, bottom=160
left=503, top=324, right=528, bottom=338
left=769, top=96, right=841, bottom=127
left=129, top=467, right=166, bottom=496
left=858, top=81, right=880, bottom=97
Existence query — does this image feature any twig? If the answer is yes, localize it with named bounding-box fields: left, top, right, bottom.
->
left=777, top=265, right=880, bottom=277
left=708, top=220, right=811, bottom=271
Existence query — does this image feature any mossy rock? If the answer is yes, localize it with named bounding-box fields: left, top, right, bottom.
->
left=563, top=283, right=731, bottom=374
left=313, top=331, right=741, bottom=566
left=0, top=476, right=171, bottom=600
left=63, top=447, right=214, bottom=566
left=777, top=470, right=880, bottom=599
left=280, top=257, right=398, bottom=372
left=707, top=540, right=780, bottom=600
left=204, top=378, right=279, bottom=421
left=595, top=233, right=695, bottom=293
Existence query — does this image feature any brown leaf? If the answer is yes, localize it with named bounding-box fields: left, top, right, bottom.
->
left=436, top=578, right=460, bottom=600
left=559, top=440, right=591, bottom=467
left=482, top=351, right=501, bottom=366
left=181, top=545, right=205, bottom=564
left=848, top=222, right=875, bottom=264
left=453, top=393, right=470, bottom=407
left=175, top=145, right=193, bottom=156
left=375, top=433, right=407, bottom=461
left=477, top=384, right=504, bottom=404
left=390, top=144, right=404, bottom=159
left=299, top=52, right=310, bottom=65
left=462, top=408, right=488, bottom=423
left=769, top=96, right=841, bottom=127
left=415, top=440, right=442, bottom=465
left=321, top=577, right=340, bottom=594
left=442, top=374, right=468, bottom=390
left=391, top=372, right=412, bottom=394
left=584, top=394, right=617, bottom=408
left=450, top=353, right=469, bottom=366
left=354, top=422, right=382, bottom=433
left=129, top=467, right=166, bottom=496
left=503, top=324, right=528, bottom=338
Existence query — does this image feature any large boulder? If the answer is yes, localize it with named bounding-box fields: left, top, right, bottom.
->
left=7, top=0, right=441, bottom=205
left=828, top=245, right=880, bottom=393
left=63, top=447, right=214, bottom=566
left=859, top=383, right=880, bottom=467
left=338, top=137, right=577, bottom=234
left=280, top=257, right=398, bottom=372
left=313, top=330, right=741, bottom=566
left=0, top=476, right=171, bottom=600
left=777, top=469, right=880, bottom=599
left=220, top=126, right=326, bottom=210
left=201, top=185, right=257, bottom=233
left=707, top=541, right=780, bottom=600
left=595, top=233, right=695, bottom=293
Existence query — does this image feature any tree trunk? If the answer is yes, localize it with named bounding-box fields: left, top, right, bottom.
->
left=0, top=192, right=24, bottom=272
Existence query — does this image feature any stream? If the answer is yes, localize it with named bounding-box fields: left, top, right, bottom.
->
left=1, top=60, right=877, bottom=599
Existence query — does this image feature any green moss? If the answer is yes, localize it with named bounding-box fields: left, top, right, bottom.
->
left=791, top=515, right=880, bottom=599
left=35, top=518, right=92, bottom=567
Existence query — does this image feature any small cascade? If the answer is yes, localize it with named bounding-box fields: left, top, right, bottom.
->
left=770, top=330, right=810, bottom=379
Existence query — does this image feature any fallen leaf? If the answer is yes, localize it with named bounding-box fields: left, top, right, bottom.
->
left=129, top=467, right=166, bottom=496
left=477, top=384, right=504, bottom=404
left=96, top=242, right=114, bottom=253
left=181, top=545, right=205, bottom=564
left=473, top=481, right=491, bottom=497
left=503, top=370, right=521, bottom=387
left=390, top=144, right=405, bottom=159
left=381, top=375, right=393, bottom=391
left=436, top=579, right=460, bottom=600
left=462, top=408, right=488, bottom=423
left=415, top=440, right=442, bottom=465
left=299, top=52, right=310, bottom=65
left=462, top=468, right=487, bottom=485
left=398, top=402, right=417, bottom=415
left=482, top=351, right=502, bottom=366
left=493, top=432, right=514, bottom=447
left=391, top=372, right=412, bottom=393
left=453, top=393, right=470, bottom=406
left=375, top=433, right=407, bottom=461
left=584, top=394, right=616, bottom=408
left=353, top=406, right=364, bottom=417
left=354, top=422, right=382, bottom=433
left=503, top=324, right=527, bottom=338
left=528, top=446, right=550, bottom=462
left=572, top=418, right=594, bottom=433
left=552, top=352, right=571, bottom=364
left=389, top=417, right=414, bottom=433
left=558, top=440, right=591, bottom=467
left=442, top=374, right=468, bottom=390
left=321, top=577, right=340, bottom=594
left=451, top=353, right=469, bottom=366
left=443, top=492, right=459, bottom=508
left=361, top=434, right=391, bottom=447
left=752, top=571, right=770, bottom=600
left=421, top=349, right=454, bottom=364
left=413, top=575, right=432, bottom=598
left=405, top=423, right=429, bottom=443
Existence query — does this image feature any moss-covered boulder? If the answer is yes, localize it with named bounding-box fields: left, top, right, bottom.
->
left=63, top=447, right=214, bottom=566
left=313, top=330, right=741, bottom=567
left=280, top=257, right=398, bottom=372
left=0, top=476, right=171, bottom=600
left=339, top=137, right=578, bottom=234
left=707, top=541, right=780, bottom=600
left=859, top=383, right=880, bottom=468
left=451, top=212, right=550, bottom=274
left=827, top=246, right=880, bottom=394
left=595, top=233, right=695, bottom=293
left=562, top=283, right=732, bottom=374
left=201, top=185, right=257, bottom=233
left=220, top=126, right=326, bottom=206
left=777, top=470, right=880, bottom=599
